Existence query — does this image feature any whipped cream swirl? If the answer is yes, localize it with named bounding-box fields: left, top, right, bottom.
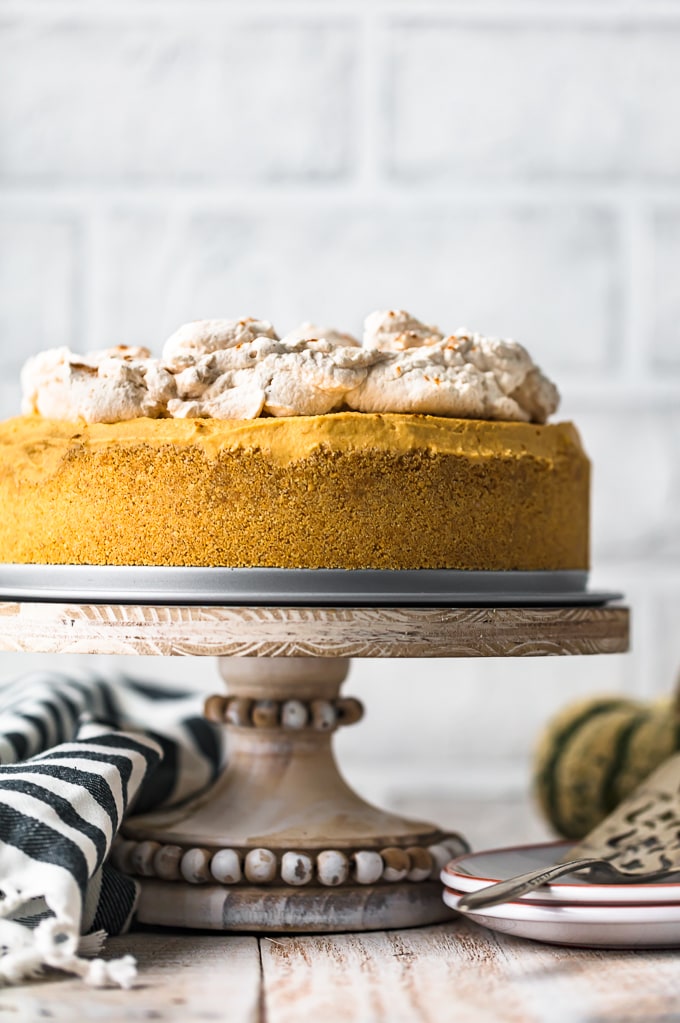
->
left=21, top=346, right=176, bottom=424
left=21, top=311, right=560, bottom=425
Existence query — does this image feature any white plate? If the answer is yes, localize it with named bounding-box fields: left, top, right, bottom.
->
left=443, top=885, right=680, bottom=948
left=441, top=840, right=680, bottom=906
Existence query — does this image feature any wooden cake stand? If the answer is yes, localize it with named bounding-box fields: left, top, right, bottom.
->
left=0, top=600, right=629, bottom=933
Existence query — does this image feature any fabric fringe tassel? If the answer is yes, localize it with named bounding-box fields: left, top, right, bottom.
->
left=0, top=914, right=137, bottom=988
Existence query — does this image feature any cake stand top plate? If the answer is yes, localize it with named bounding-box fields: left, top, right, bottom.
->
left=0, top=566, right=619, bottom=607
left=0, top=602, right=629, bottom=659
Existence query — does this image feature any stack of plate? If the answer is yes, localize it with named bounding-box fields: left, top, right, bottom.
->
left=441, top=841, right=680, bottom=948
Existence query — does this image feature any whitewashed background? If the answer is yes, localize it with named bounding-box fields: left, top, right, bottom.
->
left=1, top=2, right=679, bottom=826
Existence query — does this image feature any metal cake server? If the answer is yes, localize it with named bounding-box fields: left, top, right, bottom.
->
left=456, top=752, right=680, bottom=912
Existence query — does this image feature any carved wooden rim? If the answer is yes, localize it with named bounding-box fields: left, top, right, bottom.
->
left=0, top=603, right=630, bottom=657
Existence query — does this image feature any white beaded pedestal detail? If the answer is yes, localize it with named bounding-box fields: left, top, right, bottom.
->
left=0, top=602, right=630, bottom=932
left=118, top=656, right=466, bottom=931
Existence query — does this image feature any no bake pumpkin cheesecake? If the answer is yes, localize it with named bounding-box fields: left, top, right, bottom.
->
left=0, top=310, right=589, bottom=570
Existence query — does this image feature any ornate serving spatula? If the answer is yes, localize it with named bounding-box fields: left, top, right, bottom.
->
left=457, top=752, right=680, bottom=912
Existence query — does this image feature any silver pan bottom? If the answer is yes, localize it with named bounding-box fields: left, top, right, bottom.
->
left=0, top=566, right=621, bottom=607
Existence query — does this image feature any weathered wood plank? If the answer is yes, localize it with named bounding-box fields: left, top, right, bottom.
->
left=260, top=924, right=518, bottom=1023
left=0, top=898, right=678, bottom=1023
left=484, top=926, right=680, bottom=1023
left=0, top=933, right=261, bottom=1023
left=260, top=921, right=680, bottom=1023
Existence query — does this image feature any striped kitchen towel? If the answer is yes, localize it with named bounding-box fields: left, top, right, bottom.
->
left=0, top=670, right=224, bottom=988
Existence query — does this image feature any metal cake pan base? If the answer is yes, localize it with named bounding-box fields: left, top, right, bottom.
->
left=0, top=566, right=620, bottom=606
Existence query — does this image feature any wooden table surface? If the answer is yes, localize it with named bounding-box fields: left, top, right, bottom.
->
left=7, top=924, right=679, bottom=1023
left=2, top=794, right=678, bottom=1023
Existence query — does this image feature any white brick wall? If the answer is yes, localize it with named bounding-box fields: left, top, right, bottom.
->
left=0, top=215, right=82, bottom=374
left=651, top=207, right=680, bottom=370
left=89, top=203, right=618, bottom=370
left=385, top=22, right=680, bottom=180
left=1, top=3, right=679, bottom=811
left=0, top=18, right=356, bottom=182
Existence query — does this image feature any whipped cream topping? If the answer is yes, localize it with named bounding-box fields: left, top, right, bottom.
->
left=21, top=345, right=176, bottom=423
left=21, top=311, right=559, bottom=424
left=363, top=309, right=443, bottom=351
left=346, top=333, right=556, bottom=421
left=280, top=323, right=360, bottom=348
left=168, top=336, right=376, bottom=419
left=162, top=318, right=278, bottom=372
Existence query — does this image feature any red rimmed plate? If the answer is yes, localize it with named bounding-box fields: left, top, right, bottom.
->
left=442, top=840, right=680, bottom=906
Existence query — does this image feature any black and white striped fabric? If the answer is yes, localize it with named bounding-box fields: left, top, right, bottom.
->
left=0, top=670, right=224, bottom=987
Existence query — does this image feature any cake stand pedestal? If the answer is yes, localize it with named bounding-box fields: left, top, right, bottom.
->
left=0, top=602, right=629, bottom=932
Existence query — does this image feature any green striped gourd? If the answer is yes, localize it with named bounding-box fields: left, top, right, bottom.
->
left=533, top=695, right=680, bottom=840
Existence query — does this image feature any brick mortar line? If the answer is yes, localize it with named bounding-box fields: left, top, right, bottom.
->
left=5, top=1, right=680, bottom=24
left=592, top=563, right=680, bottom=580
left=81, top=206, right=108, bottom=353
left=356, top=12, right=383, bottom=188
left=561, top=383, right=680, bottom=404
left=3, top=186, right=680, bottom=206
left=619, top=201, right=652, bottom=379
